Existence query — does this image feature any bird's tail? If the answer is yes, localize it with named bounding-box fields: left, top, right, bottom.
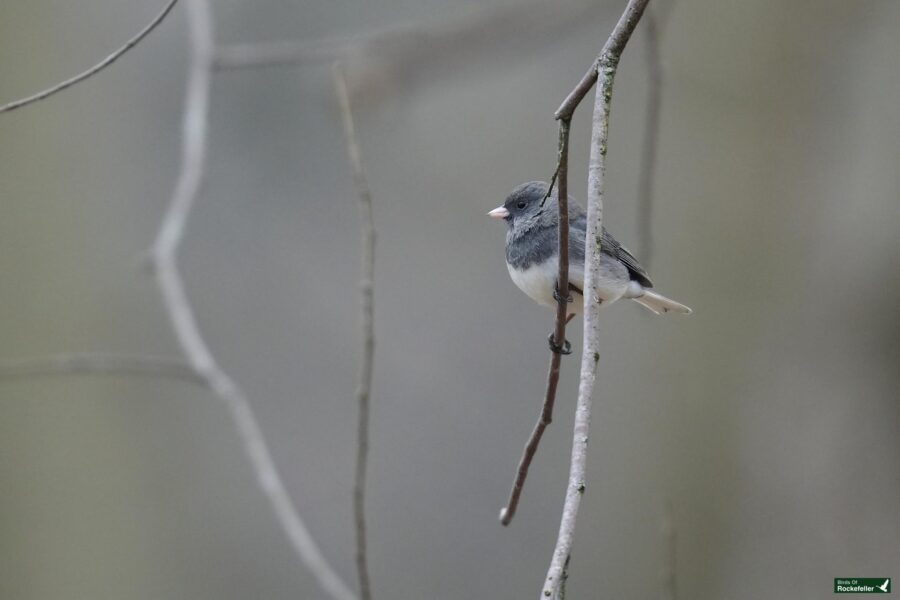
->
left=633, top=290, right=692, bottom=315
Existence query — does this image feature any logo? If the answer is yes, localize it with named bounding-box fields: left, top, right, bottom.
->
left=835, top=578, right=891, bottom=594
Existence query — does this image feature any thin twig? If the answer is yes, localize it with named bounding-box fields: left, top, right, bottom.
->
left=660, top=499, right=677, bottom=600
left=332, top=62, right=376, bottom=600
left=0, top=0, right=180, bottom=114
left=499, top=121, right=572, bottom=526
left=214, top=0, right=596, bottom=73
left=149, top=2, right=357, bottom=599
left=0, top=353, right=199, bottom=384
left=542, top=1, right=651, bottom=598
left=215, top=38, right=355, bottom=70
left=554, top=0, right=649, bottom=121
left=636, top=8, right=662, bottom=268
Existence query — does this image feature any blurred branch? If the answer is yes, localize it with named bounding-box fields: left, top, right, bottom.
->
left=148, top=1, right=357, bottom=599
left=660, top=499, right=677, bottom=600
left=214, top=0, right=603, bottom=113
left=215, top=37, right=354, bottom=70
left=499, top=122, right=573, bottom=526
left=215, top=0, right=595, bottom=72
left=636, top=7, right=663, bottom=268
left=0, top=353, right=199, bottom=384
left=0, top=0, right=179, bottom=114
left=332, top=62, right=376, bottom=600
left=543, top=0, right=652, bottom=598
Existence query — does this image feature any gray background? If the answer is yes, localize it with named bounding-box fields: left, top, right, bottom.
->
left=1, top=0, right=898, bottom=598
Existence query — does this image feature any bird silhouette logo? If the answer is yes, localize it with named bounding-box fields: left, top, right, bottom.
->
left=877, top=579, right=890, bottom=593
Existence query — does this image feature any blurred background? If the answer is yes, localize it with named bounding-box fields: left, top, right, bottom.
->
left=1, top=0, right=898, bottom=598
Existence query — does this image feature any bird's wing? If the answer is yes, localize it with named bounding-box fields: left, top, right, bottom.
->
left=568, top=213, right=653, bottom=288
left=602, top=228, right=653, bottom=287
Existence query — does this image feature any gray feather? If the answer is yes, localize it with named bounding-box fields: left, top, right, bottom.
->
left=502, top=181, right=653, bottom=288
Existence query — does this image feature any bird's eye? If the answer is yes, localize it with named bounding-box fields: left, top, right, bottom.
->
left=517, top=201, right=527, bottom=209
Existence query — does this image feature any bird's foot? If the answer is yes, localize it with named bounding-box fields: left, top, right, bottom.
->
left=553, top=286, right=573, bottom=305
left=548, top=333, right=572, bottom=355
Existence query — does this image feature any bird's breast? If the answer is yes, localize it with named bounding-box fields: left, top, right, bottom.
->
left=506, top=253, right=630, bottom=314
left=507, top=259, right=564, bottom=309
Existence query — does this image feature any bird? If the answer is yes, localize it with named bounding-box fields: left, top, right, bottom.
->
left=489, top=181, right=691, bottom=318
left=878, top=580, right=890, bottom=593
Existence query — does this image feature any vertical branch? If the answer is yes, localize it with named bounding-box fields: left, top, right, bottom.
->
left=636, top=8, right=662, bottom=268
left=149, top=2, right=358, bottom=600
left=553, top=119, right=572, bottom=406
left=499, top=120, right=571, bottom=526
left=558, top=555, right=572, bottom=600
left=332, top=62, right=376, bottom=600
left=660, top=499, right=677, bottom=600
left=543, top=0, right=651, bottom=597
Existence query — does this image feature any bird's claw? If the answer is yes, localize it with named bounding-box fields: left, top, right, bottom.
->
left=553, top=286, right=574, bottom=305
left=548, top=333, right=572, bottom=355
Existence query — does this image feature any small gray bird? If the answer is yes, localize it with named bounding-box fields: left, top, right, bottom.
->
left=489, top=181, right=691, bottom=316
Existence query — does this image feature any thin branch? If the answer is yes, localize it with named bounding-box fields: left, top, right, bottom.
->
left=542, top=1, right=652, bottom=598
left=332, top=62, right=376, bottom=600
left=554, top=0, right=649, bottom=120
left=660, top=499, right=677, bottom=600
left=0, top=0, right=180, bottom=114
left=149, top=2, right=357, bottom=599
left=215, top=37, right=354, bottom=70
left=499, top=121, right=572, bottom=526
left=214, top=0, right=597, bottom=74
left=0, top=353, right=199, bottom=384
left=501, top=0, right=667, bottom=535
left=636, top=8, right=662, bottom=268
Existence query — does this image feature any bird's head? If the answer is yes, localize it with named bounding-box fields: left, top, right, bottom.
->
left=488, top=181, right=553, bottom=228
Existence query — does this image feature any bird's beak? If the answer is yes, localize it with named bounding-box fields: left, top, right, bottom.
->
left=488, top=206, right=509, bottom=219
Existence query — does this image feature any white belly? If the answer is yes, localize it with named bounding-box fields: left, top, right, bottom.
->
left=507, top=259, right=562, bottom=308
left=506, top=258, right=629, bottom=314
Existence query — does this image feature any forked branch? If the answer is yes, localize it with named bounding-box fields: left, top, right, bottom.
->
left=500, top=0, right=658, bottom=534
left=149, top=1, right=358, bottom=599
left=542, top=0, right=652, bottom=597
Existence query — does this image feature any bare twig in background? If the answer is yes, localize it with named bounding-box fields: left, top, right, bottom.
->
left=0, top=353, right=199, bottom=384
left=214, top=0, right=596, bottom=73
left=214, top=0, right=606, bottom=115
left=0, top=0, right=179, bottom=114
left=499, top=121, right=573, bottom=526
left=333, top=62, right=376, bottom=600
left=543, top=0, right=652, bottom=597
left=660, top=499, right=677, bottom=600
left=148, top=1, right=357, bottom=599
left=636, top=8, right=662, bottom=268
left=215, top=37, right=355, bottom=70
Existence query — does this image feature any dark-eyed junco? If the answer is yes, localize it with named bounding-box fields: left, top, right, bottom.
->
left=489, top=181, right=691, bottom=316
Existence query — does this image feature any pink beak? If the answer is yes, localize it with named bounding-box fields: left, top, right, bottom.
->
left=488, top=206, right=509, bottom=219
